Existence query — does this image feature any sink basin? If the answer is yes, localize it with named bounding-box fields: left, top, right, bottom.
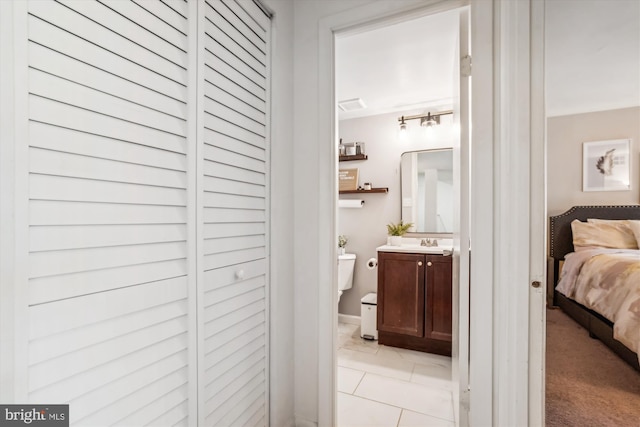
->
left=376, top=244, right=452, bottom=255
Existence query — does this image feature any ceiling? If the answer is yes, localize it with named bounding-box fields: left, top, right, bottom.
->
left=336, top=9, right=460, bottom=120
left=545, top=0, right=640, bottom=117
left=336, top=1, right=640, bottom=120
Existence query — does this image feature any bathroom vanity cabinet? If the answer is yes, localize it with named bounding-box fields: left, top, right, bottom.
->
left=376, top=250, right=452, bottom=356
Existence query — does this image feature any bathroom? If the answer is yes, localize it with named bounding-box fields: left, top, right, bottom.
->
left=335, top=7, right=464, bottom=426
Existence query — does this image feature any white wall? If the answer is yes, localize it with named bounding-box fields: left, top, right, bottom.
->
left=547, top=106, right=640, bottom=217
left=338, top=110, right=453, bottom=316
left=264, top=1, right=295, bottom=426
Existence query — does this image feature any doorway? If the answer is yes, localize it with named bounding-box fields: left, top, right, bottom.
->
left=544, top=1, right=640, bottom=425
left=332, top=4, right=470, bottom=426
left=313, top=1, right=544, bottom=426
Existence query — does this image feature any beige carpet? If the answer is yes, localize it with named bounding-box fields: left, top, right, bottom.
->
left=546, top=308, right=640, bottom=426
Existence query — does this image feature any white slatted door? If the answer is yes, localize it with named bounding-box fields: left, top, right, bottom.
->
left=200, top=1, right=271, bottom=426
left=25, top=1, right=193, bottom=425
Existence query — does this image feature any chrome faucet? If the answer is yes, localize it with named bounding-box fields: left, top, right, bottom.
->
left=421, top=238, right=439, bottom=247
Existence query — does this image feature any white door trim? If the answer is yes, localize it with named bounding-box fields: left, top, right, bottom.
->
left=468, top=0, right=545, bottom=425
left=529, top=0, right=547, bottom=425
left=468, top=2, right=494, bottom=423
left=0, top=0, right=30, bottom=403
left=452, top=7, right=471, bottom=425
left=0, top=0, right=18, bottom=401
left=494, top=0, right=532, bottom=422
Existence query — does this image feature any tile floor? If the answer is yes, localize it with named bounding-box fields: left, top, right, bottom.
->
left=337, top=322, right=455, bottom=427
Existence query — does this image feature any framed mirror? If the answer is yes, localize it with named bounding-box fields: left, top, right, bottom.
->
left=400, top=148, right=453, bottom=234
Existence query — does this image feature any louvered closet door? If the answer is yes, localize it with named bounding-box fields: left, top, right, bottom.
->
left=200, top=1, right=271, bottom=426
left=25, top=1, right=193, bottom=425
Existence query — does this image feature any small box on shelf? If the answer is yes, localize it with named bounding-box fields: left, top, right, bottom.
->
left=338, top=141, right=367, bottom=162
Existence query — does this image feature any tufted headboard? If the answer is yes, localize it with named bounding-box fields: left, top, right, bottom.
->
left=548, top=205, right=640, bottom=305
left=549, top=205, right=640, bottom=261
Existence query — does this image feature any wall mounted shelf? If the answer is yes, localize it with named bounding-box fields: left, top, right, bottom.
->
left=339, top=154, right=368, bottom=162
left=339, top=187, right=388, bottom=195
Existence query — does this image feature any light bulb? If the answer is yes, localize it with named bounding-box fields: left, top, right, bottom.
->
left=398, top=123, right=407, bottom=140
left=398, top=117, right=408, bottom=141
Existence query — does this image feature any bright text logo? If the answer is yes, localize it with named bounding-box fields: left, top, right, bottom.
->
left=0, top=405, right=68, bottom=427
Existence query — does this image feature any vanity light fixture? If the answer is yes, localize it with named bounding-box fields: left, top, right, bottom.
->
left=398, top=116, right=408, bottom=139
left=420, top=112, right=440, bottom=128
left=399, top=116, right=408, bottom=131
left=397, top=110, right=452, bottom=132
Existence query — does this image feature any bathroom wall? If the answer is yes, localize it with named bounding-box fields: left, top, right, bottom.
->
left=547, top=106, right=640, bottom=218
left=338, top=110, right=454, bottom=316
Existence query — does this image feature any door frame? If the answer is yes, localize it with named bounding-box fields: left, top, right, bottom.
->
left=318, top=1, right=470, bottom=426
left=317, top=0, right=546, bottom=426
left=467, top=0, right=546, bottom=425
left=529, top=1, right=547, bottom=425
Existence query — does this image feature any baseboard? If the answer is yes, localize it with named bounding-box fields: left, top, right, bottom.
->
left=338, top=313, right=360, bottom=325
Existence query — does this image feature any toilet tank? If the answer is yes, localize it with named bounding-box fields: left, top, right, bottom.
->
left=338, top=253, right=356, bottom=291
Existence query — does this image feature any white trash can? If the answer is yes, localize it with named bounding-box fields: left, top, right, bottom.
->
left=360, top=293, right=378, bottom=340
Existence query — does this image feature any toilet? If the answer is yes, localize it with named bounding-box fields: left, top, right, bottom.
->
left=338, top=253, right=356, bottom=303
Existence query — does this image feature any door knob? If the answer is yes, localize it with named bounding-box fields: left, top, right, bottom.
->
left=427, top=261, right=433, bottom=267
left=418, top=261, right=423, bottom=266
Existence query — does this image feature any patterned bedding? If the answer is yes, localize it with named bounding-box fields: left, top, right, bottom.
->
left=556, top=248, right=640, bottom=360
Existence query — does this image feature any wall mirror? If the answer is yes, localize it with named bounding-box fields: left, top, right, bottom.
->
left=400, top=148, right=453, bottom=234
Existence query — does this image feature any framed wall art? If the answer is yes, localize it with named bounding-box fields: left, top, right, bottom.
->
left=582, top=139, right=630, bottom=192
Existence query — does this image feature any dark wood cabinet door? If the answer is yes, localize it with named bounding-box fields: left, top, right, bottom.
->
left=377, top=252, right=425, bottom=337
left=425, top=255, right=452, bottom=342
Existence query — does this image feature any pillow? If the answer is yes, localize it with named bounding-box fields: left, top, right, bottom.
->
left=628, top=220, right=640, bottom=247
left=587, top=218, right=640, bottom=248
left=571, top=219, right=638, bottom=250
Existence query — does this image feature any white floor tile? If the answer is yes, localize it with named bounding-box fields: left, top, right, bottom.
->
left=338, top=323, right=365, bottom=349
left=411, top=362, right=453, bottom=391
left=337, top=322, right=457, bottom=427
left=338, top=366, right=365, bottom=394
left=338, top=348, right=415, bottom=381
left=354, top=373, right=454, bottom=421
left=341, top=335, right=380, bottom=354
left=339, top=322, right=359, bottom=336
left=399, top=410, right=455, bottom=427
left=337, top=392, right=402, bottom=427
left=377, top=345, right=452, bottom=368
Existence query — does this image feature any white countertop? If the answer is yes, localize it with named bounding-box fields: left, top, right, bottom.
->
left=376, top=244, right=452, bottom=255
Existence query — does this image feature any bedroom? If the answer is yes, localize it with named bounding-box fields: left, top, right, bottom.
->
left=545, top=0, right=640, bottom=425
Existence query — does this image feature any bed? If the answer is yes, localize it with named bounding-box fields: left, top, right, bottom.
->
left=549, top=205, right=640, bottom=372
